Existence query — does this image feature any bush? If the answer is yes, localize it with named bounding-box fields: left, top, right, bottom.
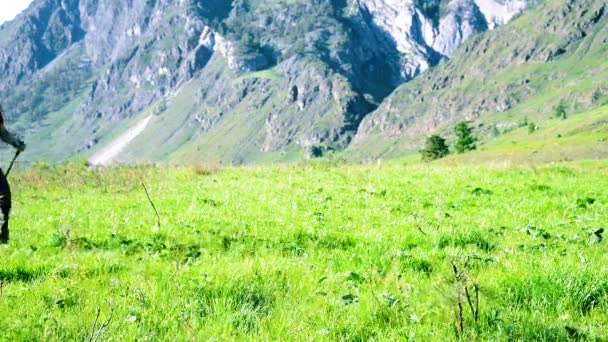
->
left=528, top=122, right=537, bottom=134
left=592, top=89, right=602, bottom=103
left=555, top=101, right=567, bottom=120
left=309, top=144, right=335, bottom=158
left=420, top=135, right=449, bottom=161
left=492, top=125, right=500, bottom=137
left=192, top=162, right=224, bottom=176
left=454, top=121, right=477, bottom=153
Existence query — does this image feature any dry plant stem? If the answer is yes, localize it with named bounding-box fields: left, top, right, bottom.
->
left=417, top=224, right=428, bottom=236
left=464, top=272, right=480, bottom=322
left=142, top=182, right=161, bottom=229
left=96, top=305, right=114, bottom=341
left=451, top=261, right=464, bottom=334
left=456, top=289, right=464, bottom=334
left=88, top=308, right=101, bottom=342
left=464, top=285, right=477, bottom=323
left=89, top=303, right=115, bottom=342
left=450, top=260, right=481, bottom=336
left=412, top=214, right=427, bottom=236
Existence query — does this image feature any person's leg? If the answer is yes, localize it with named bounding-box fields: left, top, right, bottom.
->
left=0, top=169, right=11, bottom=244
left=0, top=210, right=9, bottom=244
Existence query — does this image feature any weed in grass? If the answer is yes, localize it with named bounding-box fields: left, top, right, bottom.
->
left=576, top=197, right=596, bottom=209
left=192, top=162, right=224, bottom=176
left=197, top=281, right=273, bottom=333
left=0, top=266, right=46, bottom=282
left=438, top=231, right=494, bottom=252
left=398, top=253, right=433, bottom=275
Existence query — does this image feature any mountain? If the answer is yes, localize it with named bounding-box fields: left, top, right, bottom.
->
left=350, top=0, right=608, bottom=160
left=0, top=0, right=531, bottom=165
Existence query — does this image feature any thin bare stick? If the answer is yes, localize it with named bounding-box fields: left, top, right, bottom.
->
left=95, top=303, right=115, bottom=341
left=467, top=273, right=480, bottom=322
left=412, top=214, right=427, bottom=236
left=5, top=149, right=21, bottom=178
left=450, top=260, right=460, bottom=281
left=474, top=283, right=479, bottom=322
left=416, top=224, right=428, bottom=236
left=88, top=308, right=101, bottom=342
left=451, top=261, right=464, bottom=335
left=455, top=289, right=464, bottom=334
left=464, top=285, right=477, bottom=323
left=92, top=302, right=115, bottom=342
left=142, top=182, right=161, bottom=229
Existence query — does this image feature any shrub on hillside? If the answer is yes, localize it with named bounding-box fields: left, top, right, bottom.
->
left=555, top=101, right=567, bottom=120
left=492, top=125, right=500, bottom=137
left=420, top=135, right=449, bottom=161
left=592, top=89, right=602, bottom=104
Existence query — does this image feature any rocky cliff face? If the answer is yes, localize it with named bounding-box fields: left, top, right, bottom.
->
left=0, top=0, right=84, bottom=93
left=0, top=0, right=531, bottom=164
left=352, top=0, right=531, bottom=82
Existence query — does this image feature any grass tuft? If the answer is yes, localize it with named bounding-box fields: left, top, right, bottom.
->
left=192, top=162, right=225, bottom=176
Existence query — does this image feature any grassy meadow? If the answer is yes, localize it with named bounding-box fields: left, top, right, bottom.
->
left=0, top=159, right=607, bottom=340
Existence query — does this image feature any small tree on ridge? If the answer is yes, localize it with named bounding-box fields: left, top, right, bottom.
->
left=454, top=121, right=477, bottom=154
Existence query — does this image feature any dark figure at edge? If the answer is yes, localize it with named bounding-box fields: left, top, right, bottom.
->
left=0, top=106, right=26, bottom=244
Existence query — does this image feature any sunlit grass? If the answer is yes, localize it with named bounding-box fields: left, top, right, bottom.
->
left=0, top=159, right=606, bottom=340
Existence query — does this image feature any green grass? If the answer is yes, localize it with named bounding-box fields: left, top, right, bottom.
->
left=233, top=69, right=283, bottom=83
left=1, top=159, right=607, bottom=340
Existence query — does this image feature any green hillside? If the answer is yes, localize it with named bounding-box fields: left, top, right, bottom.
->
left=110, top=56, right=367, bottom=165
left=351, top=0, right=608, bottom=161
left=453, top=105, right=608, bottom=165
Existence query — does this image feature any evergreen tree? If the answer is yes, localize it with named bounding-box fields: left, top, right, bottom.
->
left=420, top=135, right=449, bottom=161
left=454, top=122, right=477, bottom=154
left=555, top=101, right=567, bottom=119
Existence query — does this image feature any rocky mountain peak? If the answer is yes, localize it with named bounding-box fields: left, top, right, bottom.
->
left=0, top=0, right=533, bottom=164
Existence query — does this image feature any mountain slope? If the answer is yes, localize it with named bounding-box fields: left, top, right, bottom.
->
left=350, top=0, right=608, bottom=160
left=438, top=105, right=608, bottom=165
left=0, top=0, right=528, bottom=164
